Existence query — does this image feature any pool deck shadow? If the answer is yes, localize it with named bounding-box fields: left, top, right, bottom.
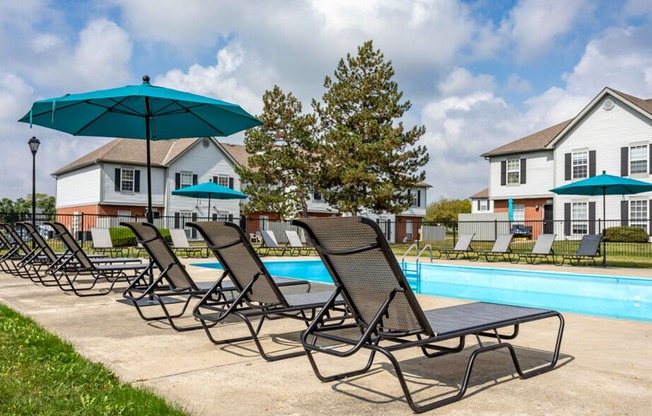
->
left=0, top=256, right=650, bottom=415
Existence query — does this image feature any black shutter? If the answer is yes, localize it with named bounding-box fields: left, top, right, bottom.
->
left=589, top=150, right=596, bottom=177
left=417, top=190, right=421, bottom=207
left=175, top=173, right=181, bottom=190
left=212, top=213, right=218, bottom=221
left=589, top=201, right=596, bottom=234
left=191, top=213, right=198, bottom=238
left=477, top=200, right=480, bottom=211
left=500, top=161, right=506, bottom=186
left=134, top=170, right=140, bottom=192
left=520, top=158, right=526, bottom=184
left=564, top=153, right=571, bottom=180
left=115, top=168, right=121, bottom=191
left=228, top=214, right=234, bottom=223
left=192, top=174, right=198, bottom=185
left=174, top=212, right=180, bottom=229
left=228, top=177, right=234, bottom=189
left=621, top=147, right=629, bottom=176
left=621, top=200, right=629, bottom=226
left=564, top=203, right=571, bottom=236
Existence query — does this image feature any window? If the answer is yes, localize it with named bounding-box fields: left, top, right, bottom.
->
left=630, top=144, right=648, bottom=175
left=478, top=200, right=489, bottom=211
left=117, top=210, right=131, bottom=220
left=405, top=221, right=413, bottom=240
left=409, top=190, right=421, bottom=208
left=180, top=172, right=193, bottom=189
left=572, top=202, right=588, bottom=234
left=513, top=204, right=525, bottom=225
left=572, top=150, right=588, bottom=179
left=630, top=199, right=648, bottom=230
left=507, top=159, right=520, bottom=185
left=313, top=191, right=322, bottom=201
left=259, top=215, right=269, bottom=230
left=215, top=175, right=229, bottom=187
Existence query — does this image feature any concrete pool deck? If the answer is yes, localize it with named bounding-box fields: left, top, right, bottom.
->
left=0, top=257, right=650, bottom=415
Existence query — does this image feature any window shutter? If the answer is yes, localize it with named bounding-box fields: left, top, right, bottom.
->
left=589, top=150, right=596, bottom=177
left=174, top=212, right=180, bottom=229
left=175, top=173, right=181, bottom=190
left=228, top=214, right=234, bottom=222
left=589, top=201, right=596, bottom=234
left=417, top=190, right=421, bottom=207
left=564, top=203, right=571, bottom=236
left=621, top=200, right=629, bottom=226
left=228, top=177, right=234, bottom=189
left=191, top=213, right=198, bottom=238
left=520, top=158, right=526, bottom=184
left=476, top=200, right=480, bottom=211
left=564, top=153, right=571, bottom=181
left=212, top=213, right=218, bottom=221
left=500, top=161, right=506, bottom=186
left=115, top=168, right=121, bottom=192
left=134, top=170, right=140, bottom=192
left=621, top=147, right=629, bottom=176
left=192, top=174, right=198, bottom=185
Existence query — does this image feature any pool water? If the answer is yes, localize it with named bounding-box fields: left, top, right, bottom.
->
left=193, top=260, right=652, bottom=322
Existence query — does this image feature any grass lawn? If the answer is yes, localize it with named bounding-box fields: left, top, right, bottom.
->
left=0, top=304, right=188, bottom=416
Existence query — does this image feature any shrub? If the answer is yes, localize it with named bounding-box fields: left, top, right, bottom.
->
left=110, top=227, right=171, bottom=247
left=604, top=226, right=649, bottom=243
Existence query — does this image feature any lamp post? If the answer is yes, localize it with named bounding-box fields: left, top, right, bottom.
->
left=28, top=137, right=40, bottom=240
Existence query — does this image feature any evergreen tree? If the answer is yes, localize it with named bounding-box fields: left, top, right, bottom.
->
left=237, top=86, right=317, bottom=219
left=312, top=40, right=429, bottom=215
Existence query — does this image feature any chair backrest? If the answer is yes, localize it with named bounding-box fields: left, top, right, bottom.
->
left=453, top=233, right=474, bottom=251
left=17, top=222, right=59, bottom=262
left=259, top=229, right=280, bottom=248
left=284, top=230, right=304, bottom=248
left=294, top=217, right=433, bottom=337
left=121, top=222, right=196, bottom=290
left=188, top=221, right=286, bottom=306
left=491, top=233, right=513, bottom=252
left=91, top=227, right=114, bottom=249
left=531, top=234, right=556, bottom=255
left=169, top=228, right=191, bottom=248
left=577, top=234, right=602, bottom=256
left=1, top=223, right=33, bottom=256
left=45, top=222, right=95, bottom=269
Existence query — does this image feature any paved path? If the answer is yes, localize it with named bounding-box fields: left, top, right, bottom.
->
left=0, top=258, right=650, bottom=415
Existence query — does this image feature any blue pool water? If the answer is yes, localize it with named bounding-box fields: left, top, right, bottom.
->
left=193, top=260, right=652, bottom=322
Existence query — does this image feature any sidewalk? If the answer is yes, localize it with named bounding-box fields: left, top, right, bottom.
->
left=0, top=258, right=650, bottom=415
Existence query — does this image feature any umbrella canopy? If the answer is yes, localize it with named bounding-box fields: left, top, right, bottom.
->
left=19, top=75, right=262, bottom=222
left=550, top=171, right=652, bottom=267
left=172, top=181, right=248, bottom=200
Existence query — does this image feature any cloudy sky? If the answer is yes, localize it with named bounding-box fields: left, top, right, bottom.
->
left=2, top=0, right=652, bottom=204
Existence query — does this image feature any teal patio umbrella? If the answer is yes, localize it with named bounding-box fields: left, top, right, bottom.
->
left=172, top=181, right=248, bottom=218
left=550, top=171, right=652, bottom=267
left=19, top=75, right=262, bottom=222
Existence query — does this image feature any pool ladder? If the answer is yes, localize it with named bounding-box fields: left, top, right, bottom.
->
left=401, top=243, right=433, bottom=274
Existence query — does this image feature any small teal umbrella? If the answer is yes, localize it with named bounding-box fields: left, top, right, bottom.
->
left=550, top=171, right=652, bottom=267
left=172, top=181, right=247, bottom=217
left=18, top=75, right=262, bottom=222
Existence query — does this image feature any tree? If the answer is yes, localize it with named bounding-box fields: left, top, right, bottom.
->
left=237, top=86, right=317, bottom=219
left=425, top=197, right=471, bottom=227
left=312, top=40, right=429, bottom=215
left=0, top=194, right=56, bottom=222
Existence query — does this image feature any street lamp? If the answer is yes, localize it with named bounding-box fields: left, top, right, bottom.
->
left=28, top=137, right=40, bottom=238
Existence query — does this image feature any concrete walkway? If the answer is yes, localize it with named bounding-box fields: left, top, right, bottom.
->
left=0, top=258, right=650, bottom=415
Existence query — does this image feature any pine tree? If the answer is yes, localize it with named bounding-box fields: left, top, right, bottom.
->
left=236, top=86, right=317, bottom=219
left=312, top=40, right=429, bottom=215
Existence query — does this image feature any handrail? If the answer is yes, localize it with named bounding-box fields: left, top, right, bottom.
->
left=401, top=243, right=433, bottom=271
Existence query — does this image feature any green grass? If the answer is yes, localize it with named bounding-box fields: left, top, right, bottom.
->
left=0, top=304, right=188, bottom=416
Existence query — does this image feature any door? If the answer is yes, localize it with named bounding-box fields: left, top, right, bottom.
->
left=543, top=204, right=554, bottom=234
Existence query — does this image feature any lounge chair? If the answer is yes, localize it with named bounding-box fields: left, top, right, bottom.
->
left=188, top=221, right=346, bottom=361
left=169, top=228, right=208, bottom=258
left=469, top=233, right=514, bottom=262
left=436, top=233, right=475, bottom=259
left=293, top=217, right=565, bottom=413
left=91, top=227, right=128, bottom=257
left=284, top=229, right=312, bottom=256
left=257, top=229, right=283, bottom=256
left=0, top=223, right=35, bottom=277
left=556, top=234, right=602, bottom=266
left=44, top=221, right=149, bottom=296
left=511, top=234, right=556, bottom=264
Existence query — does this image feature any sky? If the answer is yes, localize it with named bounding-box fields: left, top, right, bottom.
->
left=2, top=0, right=652, bottom=204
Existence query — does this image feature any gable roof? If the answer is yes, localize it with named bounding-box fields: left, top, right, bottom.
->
left=469, top=188, right=489, bottom=199
left=52, top=138, right=247, bottom=176
left=481, top=87, right=652, bottom=158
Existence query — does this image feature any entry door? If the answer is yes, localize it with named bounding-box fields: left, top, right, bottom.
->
left=543, top=204, right=554, bottom=234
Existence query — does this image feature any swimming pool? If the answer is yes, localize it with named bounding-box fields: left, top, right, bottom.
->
left=193, top=260, right=652, bottom=322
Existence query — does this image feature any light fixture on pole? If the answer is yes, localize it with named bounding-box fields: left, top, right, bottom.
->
left=28, top=136, right=40, bottom=247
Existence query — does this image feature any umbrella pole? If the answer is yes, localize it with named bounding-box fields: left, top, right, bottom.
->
left=208, top=195, right=211, bottom=221
left=145, top=97, right=154, bottom=224
left=602, top=190, right=606, bottom=268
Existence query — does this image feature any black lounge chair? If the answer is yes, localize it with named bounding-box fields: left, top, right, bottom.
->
left=556, top=234, right=602, bottom=266
left=469, top=233, right=514, bottom=262
left=44, top=221, right=149, bottom=296
left=511, top=234, right=556, bottom=264
left=0, top=223, right=35, bottom=277
left=293, top=217, right=565, bottom=413
left=436, top=233, right=475, bottom=259
left=188, top=221, right=347, bottom=361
